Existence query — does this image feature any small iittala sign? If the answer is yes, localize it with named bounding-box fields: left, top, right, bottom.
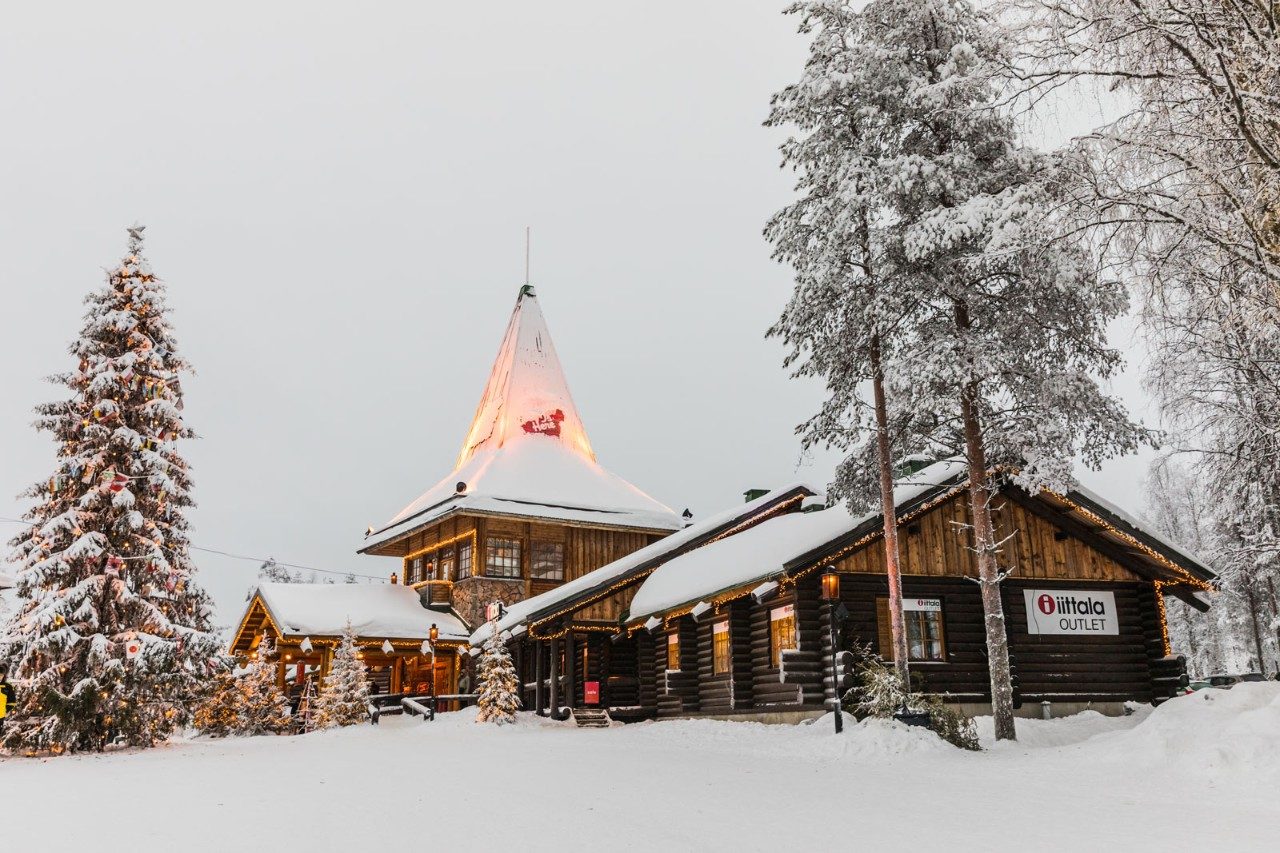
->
left=1023, top=589, right=1118, bottom=635
left=903, top=597, right=942, bottom=612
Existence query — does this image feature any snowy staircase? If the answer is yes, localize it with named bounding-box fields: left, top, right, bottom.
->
left=571, top=708, right=612, bottom=728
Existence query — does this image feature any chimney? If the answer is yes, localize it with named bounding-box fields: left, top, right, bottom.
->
left=743, top=488, right=769, bottom=504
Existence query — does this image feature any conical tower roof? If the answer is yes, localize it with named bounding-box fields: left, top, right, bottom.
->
left=362, top=287, right=681, bottom=552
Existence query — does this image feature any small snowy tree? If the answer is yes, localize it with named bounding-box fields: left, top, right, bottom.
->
left=311, top=623, right=370, bottom=729
left=259, top=557, right=299, bottom=584
left=192, top=671, right=241, bottom=738
left=238, top=636, right=290, bottom=735
left=0, top=225, right=222, bottom=753
left=475, top=625, right=519, bottom=724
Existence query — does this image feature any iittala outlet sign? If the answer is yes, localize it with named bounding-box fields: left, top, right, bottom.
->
left=1023, top=589, right=1119, bottom=636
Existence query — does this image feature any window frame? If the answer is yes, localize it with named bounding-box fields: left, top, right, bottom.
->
left=484, top=537, right=523, bottom=579
left=877, top=596, right=947, bottom=663
left=712, top=620, right=731, bottom=676
left=457, top=542, right=473, bottom=578
left=666, top=631, right=681, bottom=672
left=530, top=540, right=565, bottom=582
left=769, top=604, right=797, bottom=668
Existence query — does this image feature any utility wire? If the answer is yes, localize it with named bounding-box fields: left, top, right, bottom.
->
left=0, top=516, right=384, bottom=582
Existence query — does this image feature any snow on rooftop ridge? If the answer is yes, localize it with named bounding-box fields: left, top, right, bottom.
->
left=469, top=482, right=819, bottom=644
left=251, top=582, right=469, bottom=642
left=457, top=286, right=594, bottom=467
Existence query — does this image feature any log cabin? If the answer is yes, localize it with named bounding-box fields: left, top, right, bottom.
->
left=487, top=459, right=1215, bottom=723
left=230, top=285, right=685, bottom=692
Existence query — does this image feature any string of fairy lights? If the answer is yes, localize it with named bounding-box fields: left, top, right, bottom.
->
left=0, top=516, right=385, bottom=582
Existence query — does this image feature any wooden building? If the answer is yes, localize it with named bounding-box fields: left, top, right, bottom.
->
left=490, top=460, right=1215, bottom=722
left=232, top=285, right=685, bottom=696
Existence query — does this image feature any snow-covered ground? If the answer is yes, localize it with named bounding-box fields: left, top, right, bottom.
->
left=4, top=685, right=1278, bottom=852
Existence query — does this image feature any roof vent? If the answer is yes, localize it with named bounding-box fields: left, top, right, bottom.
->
left=456, top=481, right=467, bottom=494
left=743, top=488, right=770, bottom=503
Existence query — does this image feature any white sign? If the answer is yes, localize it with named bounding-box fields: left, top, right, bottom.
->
left=713, top=621, right=729, bottom=636
left=124, top=638, right=143, bottom=659
left=903, top=597, right=942, bottom=613
left=1023, top=589, right=1118, bottom=635
left=667, top=633, right=679, bottom=647
left=485, top=601, right=505, bottom=621
left=770, top=604, right=794, bottom=622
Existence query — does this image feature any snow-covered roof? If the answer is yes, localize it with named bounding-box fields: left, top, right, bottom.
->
left=362, top=287, right=682, bottom=552
left=250, top=582, right=470, bottom=642
left=627, top=459, right=968, bottom=623
left=469, top=482, right=820, bottom=644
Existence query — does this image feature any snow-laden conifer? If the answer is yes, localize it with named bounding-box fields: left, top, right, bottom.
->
left=768, top=0, right=1149, bottom=741
left=0, top=226, right=222, bottom=753
left=311, top=622, right=370, bottom=729
left=238, top=635, right=291, bottom=735
left=475, top=626, right=519, bottom=724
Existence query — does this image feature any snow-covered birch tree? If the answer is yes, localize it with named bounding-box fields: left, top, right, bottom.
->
left=0, top=226, right=222, bottom=753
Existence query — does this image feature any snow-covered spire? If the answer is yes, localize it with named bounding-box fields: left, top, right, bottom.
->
left=456, top=285, right=595, bottom=467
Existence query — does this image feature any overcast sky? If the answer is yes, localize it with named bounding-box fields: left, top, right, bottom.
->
left=0, top=1, right=1155, bottom=627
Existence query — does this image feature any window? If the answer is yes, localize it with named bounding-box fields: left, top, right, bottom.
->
left=485, top=537, right=522, bottom=579
left=712, top=621, right=731, bottom=675
left=666, top=632, right=680, bottom=671
left=458, top=542, right=472, bottom=578
left=424, top=558, right=436, bottom=581
left=769, top=604, right=796, bottom=667
left=877, top=597, right=946, bottom=662
left=530, top=541, right=565, bottom=581
left=438, top=548, right=454, bottom=582
left=409, top=556, right=423, bottom=584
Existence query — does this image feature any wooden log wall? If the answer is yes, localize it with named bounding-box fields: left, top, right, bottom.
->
left=605, top=634, right=642, bottom=709
left=835, top=491, right=1142, bottom=583
left=636, top=631, right=657, bottom=715
left=746, top=583, right=823, bottom=709
left=656, top=617, right=700, bottom=718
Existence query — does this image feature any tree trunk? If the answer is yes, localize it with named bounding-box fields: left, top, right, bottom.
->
left=955, top=301, right=1017, bottom=741
left=1244, top=580, right=1268, bottom=672
left=871, top=335, right=910, bottom=686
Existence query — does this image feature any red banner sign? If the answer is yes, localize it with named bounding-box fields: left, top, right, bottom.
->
left=584, top=681, right=600, bottom=705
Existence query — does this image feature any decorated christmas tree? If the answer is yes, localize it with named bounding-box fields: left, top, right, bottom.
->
left=0, top=226, right=222, bottom=753
left=237, top=635, right=291, bottom=735
left=192, top=671, right=241, bottom=738
left=476, top=625, right=519, bottom=724
left=311, top=622, right=370, bottom=729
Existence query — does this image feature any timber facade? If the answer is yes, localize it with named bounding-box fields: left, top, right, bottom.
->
left=501, top=473, right=1214, bottom=723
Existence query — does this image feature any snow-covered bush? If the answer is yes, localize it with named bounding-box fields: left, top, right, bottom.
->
left=311, top=622, right=370, bottom=729
left=476, top=626, right=519, bottom=724
left=845, top=647, right=980, bottom=751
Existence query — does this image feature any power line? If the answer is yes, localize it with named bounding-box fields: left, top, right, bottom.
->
left=0, top=516, right=385, bottom=581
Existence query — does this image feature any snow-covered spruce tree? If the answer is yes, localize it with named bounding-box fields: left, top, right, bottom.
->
left=311, top=622, right=369, bottom=729
left=0, top=225, right=222, bottom=754
left=192, top=671, right=241, bottom=738
left=766, top=0, right=925, bottom=687
left=475, top=625, right=519, bottom=724
left=238, top=635, right=290, bottom=735
left=771, top=1, right=1150, bottom=741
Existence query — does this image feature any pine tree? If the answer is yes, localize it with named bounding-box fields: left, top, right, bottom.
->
left=311, top=622, right=370, bottom=729
left=475, top=625, right=519, bottom=724
left=0, top=225, right=222, bottom=754
left=238, top=635, right=291, bottom=735
left=192, top=671, right=241, bottom=738
left=768, top=0, right=1149, bottom=740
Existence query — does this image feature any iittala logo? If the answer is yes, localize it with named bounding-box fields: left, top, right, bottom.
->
left=1024, top=589, right=1118, bottom=635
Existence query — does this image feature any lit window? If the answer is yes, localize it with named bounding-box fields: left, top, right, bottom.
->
left=458, top=542, right=472, bottom=578
left=877, top=597, right=946, bottom=662
left=485, top=537, right=522, bottom=579
left=769, top=604, right=796, bottom=667
left=530, top=541, right=565, bottom=581
left=666, top=632, right=680, bottom=671
left=438, top=547, right=454, bottom=581
left=409, top=556, right=423, bottom=584
left=712, top=621, right=731, bottom=675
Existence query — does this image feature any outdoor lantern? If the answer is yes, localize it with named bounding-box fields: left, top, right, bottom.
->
left=821, top=567, right=840, bottom=602
left=429, top=623, right=439, bottom=643
left=391, top=572, right=399, bottom=585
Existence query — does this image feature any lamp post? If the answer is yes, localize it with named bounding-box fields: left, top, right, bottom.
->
left=429, top=623, right=439, bottom=719
left=820, top=568, right=843, bottom=734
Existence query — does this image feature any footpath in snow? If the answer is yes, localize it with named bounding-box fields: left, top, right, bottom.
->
left=2, top=684, right=1277, bottom=852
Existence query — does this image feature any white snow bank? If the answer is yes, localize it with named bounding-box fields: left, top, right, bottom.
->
left=252, top=582, right=469, bottom=641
